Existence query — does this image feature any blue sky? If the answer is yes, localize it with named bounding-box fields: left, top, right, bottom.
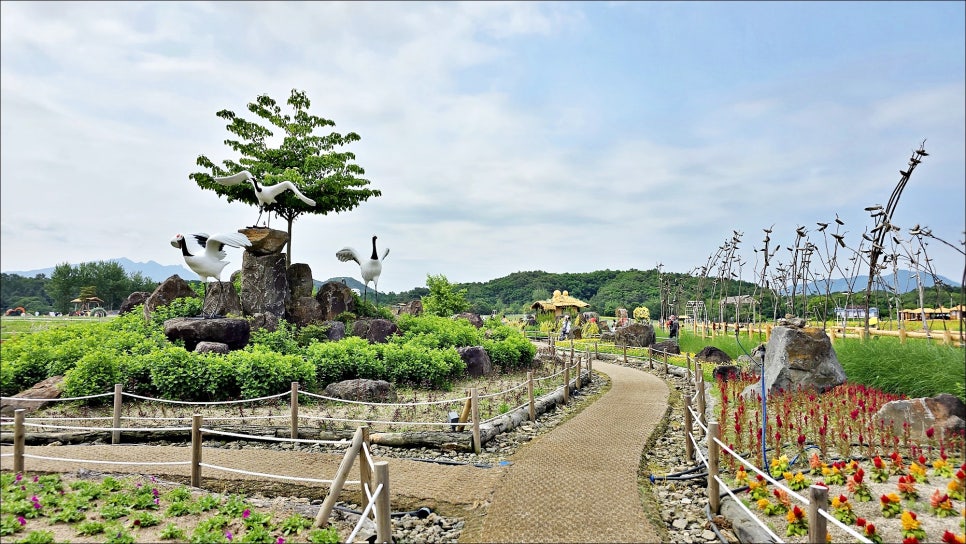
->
left=1, top=1, right=963, bottom=293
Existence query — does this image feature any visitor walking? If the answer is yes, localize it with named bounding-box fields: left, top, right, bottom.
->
left=559, top=315, right=572, bottom=340
left=669, top=315, right=679, bottom=341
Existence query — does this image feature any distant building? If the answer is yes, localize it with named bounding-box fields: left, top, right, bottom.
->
left=834, top=306, right=878, bottom=319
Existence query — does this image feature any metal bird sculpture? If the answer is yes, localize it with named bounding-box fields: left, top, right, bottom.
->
left=170, top=232, right=251, bottom=316
left=212, top=170, right=316, bottom=228
left=336, top=235, right=390, bottom=305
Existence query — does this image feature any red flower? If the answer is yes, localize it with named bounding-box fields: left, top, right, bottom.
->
left=926, top=427, right=935, bottom=439
left=873, top=456, right=885, bottom=469
left=797, top=434, right=806, bottom=447
left=856, top=517, right=867, bottom=527
left=904, top=537, right=920, bottom=544
left=854, top=468, right=865, bottom=483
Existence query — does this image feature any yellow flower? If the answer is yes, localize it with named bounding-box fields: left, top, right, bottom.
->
left=901, top=510, right=920, bottom=532
left=757, top=498, right=771, bottom=511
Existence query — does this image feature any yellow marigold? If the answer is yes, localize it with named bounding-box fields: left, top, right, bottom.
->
left=901, top=510, right=920, bottom=532
left=757, top=498, right=771, bottom=510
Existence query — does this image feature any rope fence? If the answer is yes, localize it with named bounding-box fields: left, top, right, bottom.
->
left=5, top=409, right=391, bottom=543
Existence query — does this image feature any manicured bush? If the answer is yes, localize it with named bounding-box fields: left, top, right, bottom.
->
left=63, top=351, right=119, bottom=399
left=228, top=348, right=316, bottom=399
left=377, top=342, right=465, bottom=389
left=148, top=347, right=211, bottom=401
left=304, top=336, right=380, bottom=389
left=483, top=331, right=537, bottom=371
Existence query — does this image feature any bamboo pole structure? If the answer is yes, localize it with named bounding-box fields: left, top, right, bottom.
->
left=315, top=427, right=365, bottom=528
left=359, top=426, right=372, bottom=513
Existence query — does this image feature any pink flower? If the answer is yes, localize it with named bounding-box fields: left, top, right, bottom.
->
left=276, top=539, right=285, bottom=544
left=16, top=516, right=26, bottom=526
left=242, top=509, right=250, bottom=519
left=226, top=531, right=233, bottom=541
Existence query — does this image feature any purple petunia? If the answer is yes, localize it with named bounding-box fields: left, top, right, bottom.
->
left=225, top=531, right=233, bottom=541
left=242, top=509, right=250, bottom=519
left=16, top=516, right=26, bottom=526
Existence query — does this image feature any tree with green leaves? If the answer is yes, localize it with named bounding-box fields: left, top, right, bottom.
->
left=423, top=274, right=470, bottom=317
left=190, top=89, right=381, bottom=267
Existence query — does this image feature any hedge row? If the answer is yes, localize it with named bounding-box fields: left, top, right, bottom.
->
left=0, top=299, right=536, bottom=401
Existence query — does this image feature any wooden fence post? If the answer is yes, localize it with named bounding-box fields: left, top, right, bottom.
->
left=696, top=363, right=706, bottom=429
left=898, top=326, right=907, bottom=344
left=623, top=344, right=627, bottom=365
left=682, top=395, right=694, bottom=461
left=14, top=409, right=25, bottom=473
left=576, top=358, right=582, bottom=389
left=807, top=484, right=829, bottom=544
left=373, top=461, right=392, bottom=543
left=708, top=422, right=720, bottom=514
left=648, top=347, right=654, bottom=369
left=191, top=414, right=202, bottom=487
left=471, top=388, right=481, bottom=454
left=663, top=349, right=669, bottom=374
left=594, top=341, right=598, bottom=360
left=359, top=426, right=372, bottom=513
left=527, top=372, right=536, bottom=421
left=290, top=382, right=299, bottom=439
left=569, top=339, right=574, bottom=365
left=315, top=427, right=365, bottom=528
left=686, top=353, right=692, bottom=382
left=112, top=384, right=123, bottom=445
left=563, top=363, right=570, bottom=403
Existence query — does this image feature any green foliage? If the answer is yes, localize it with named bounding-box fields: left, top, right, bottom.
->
left=148, top=347, right=211, bottom=400
left=191, top=89, right=380, bottom=265
left=304, top=336, right=380, bottom=388
left=229, top=348, right=316, bottom=398
left=159, top=523, right=187, bottom=540
left=394, top=314, right=481, bottom=348
left=149, top=297, right=203, bottom=326
left=482, top=328, right=537, bottom=371
left=306, top=527, right=341, bottom=544
left=278, top=513, right=312, bottom=536
left=296, top=323, right=332, bottom=346
left=62, top=351, right=119, bottom=399
left=76, top=521, right=106, bottom=536
left=16, top=529, right=55, bottom=544
left=422, top=274, right=470, bottom=317
left=834, top=336, right=965, bottom=401
left=377, top=342, right=465, bottom=389
left=247, top=319, right=302, bottom=355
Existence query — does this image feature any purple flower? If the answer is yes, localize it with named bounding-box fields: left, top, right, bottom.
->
left=32, top=476, right=38, bottom=483
left=242, top=509, right=250, bottom=519
left=154, top=498, right=160, bottom=505
left=276, top=538, right=285, bottom=544
left=150, top=476, right=157, bottom=483
left=152, top=488, right=159, bottom=497
left=15, top=473, right=22, bottom=482
left=225, top=531, right=233, bottom=541
left=16, top=516, right=26, bottom=526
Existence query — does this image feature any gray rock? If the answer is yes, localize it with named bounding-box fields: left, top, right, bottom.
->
left=143, top=275, right=199, bottom=322
left=453, top=312, right=484, bottom=328
left=119, top=291, right=151, bottom=315
left=287, top=296, right=324, bottom=327
left=163, top=317, right=250, bottom=351
left=351, top=318, right=399, bottom=344
left=248, top=312, right=279, bottom=333
left=872, top=393, right=966, bottom=441
left=741, top=325, right=845, bottom=399
left=695, top=346, right=732, bottom=365
left=322, top=320, right=346, bottom=341
left=1, top=376, right=65, bottom=416
left=194, top=341, right=230, bottom=354
left=393, top=300, right=424, bottom=317
left=323, top=379, right=398, bottom=402
left=458, top=346, right=493, bottom=377
left=241, top=251, right=289, bottom=318
left=615, top=322, right=656, bottom=347
left=203, top=281, right=243, bottom=318
left=287, top=263, right=315, bottom=299
left=315, top=281, right=356, bottom=321
left=238, top=227, right=289, bottom=256
left=651, top=339, right=680, bottom=354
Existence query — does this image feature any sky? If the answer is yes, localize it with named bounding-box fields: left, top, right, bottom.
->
left=1, top=1, right=964, bottom=294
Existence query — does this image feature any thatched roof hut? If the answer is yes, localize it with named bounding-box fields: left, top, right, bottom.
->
left=531, top=290, right=589, bottom=317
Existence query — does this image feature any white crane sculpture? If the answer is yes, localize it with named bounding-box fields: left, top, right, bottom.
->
left=336, top=235, right=389, bottom=304
left=170, top=232, right=251, bottom=316
left=212, top=170, right=316, bottom=228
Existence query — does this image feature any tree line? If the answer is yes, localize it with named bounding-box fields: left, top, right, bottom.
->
left=1, top=262, right=158, bottom=315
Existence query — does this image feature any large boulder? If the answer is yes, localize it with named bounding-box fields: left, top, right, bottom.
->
left=741, top=325, right=846, bottom=399
left=316, top=281, right=356, bottom=321
left=393, top=300, right=423, bottom=317
left=872, top=393, right=966, bottom=442
left=453, top=312, right=484, bottom=328
left=248, top=312, right=279, bottom=333
left=241, top=252, right=289, bottom=318
left=458, top=346, right=494, bottom=377
left=650, top=340, right=680, bottom=355
left=119, top=291, right=152, bottom=315
left=321, top=320, right=346, bottom=341
left=614, top=322, right=656, bottom=348
left=238, top=227, right=289, bottom=256
left=203, top=282, right=243, bottom=318
left=1, top=376, right=65, bottom=416
left=351, top=318, right=399, bottom=344
left=323, top=379, right=398, bottom=402
left=287, top=263, right=315, bottom=299
left=194, top=341, right=230, bottom=355
left=143, top=275, right=199, bottom=322
left=164, top=317, right=251, bottom=351
left=287, top=296, right=324, bottom=327
left=695, top=346, right=733, bottom=365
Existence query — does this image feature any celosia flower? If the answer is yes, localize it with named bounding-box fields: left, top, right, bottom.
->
left=901, top=510, right=926, bottom=541
left=881, top=493, right=902, bottom=518
left=897, top=475, right=919, bottom=501
left=942, top=531, right=966, bottom=544
left=931, top=489, right=956, bottom=517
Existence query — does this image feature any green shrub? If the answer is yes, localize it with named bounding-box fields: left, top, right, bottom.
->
left=483, top=330, right=537, bottom=371
left=305, top=336, right=379, bottom=388
left=148, top=347, right=210, bottom=400
left=297, top=323, right=331, bottom=346
left=377, top=342, right=465, bottom=389
left=229, top=348, right=317, bottom=398
left=148, top=297, right=202, bottom=327
left=247, top=320, right=302, bottom=355
left=63, top=351, right=120, bottom=399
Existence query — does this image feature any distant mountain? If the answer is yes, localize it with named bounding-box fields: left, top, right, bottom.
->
left=4, top=258, right=195, bottom=283
left=317, top=276, right=381, bottom=296
left=805, top=270, right=960, bottom=294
